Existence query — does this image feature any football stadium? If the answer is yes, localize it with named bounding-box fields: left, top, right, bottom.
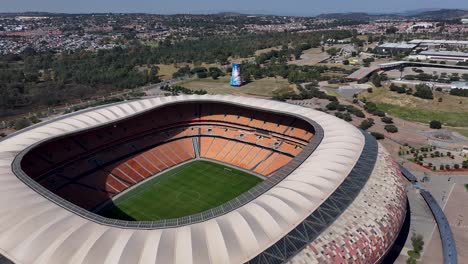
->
left=0, top=95, right=407, bottom=264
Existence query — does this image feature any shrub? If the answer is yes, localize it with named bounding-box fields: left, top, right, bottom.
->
left=384, top=125, right=398, bottom=133
left=390, top=84, right=407, bottom=94
left=374, top=110, right=386, bottom=117
left=463, top=160, right=468, bottom=169
left=196, top=72, right=208, bottom=78
left=29, top=116, right=41, bottom=124
left=326, top=101, right=340, bottom=111
left=411, top=234, right=424, bottom=253
left=450, top=88, right=468, bottom=97
left=13, top=118, right=32, bottom=131
left=363, top=102, right=378, bottom=114
left=429, top=120, right=442, bottom=129
left=371, top=132, right=385, bottom=140
left=335, top=112, right=353, bottom=122
left=381, top=116, right=393, bottom=124
left=454, top=164, right=460, bottom=170
left=346, top=105, right=365, bottom=118
left=407, top=250, right=420, bottom=259
left=337, top=104, right=347, bottom=112
left=359, top=118, right=375, bottom=130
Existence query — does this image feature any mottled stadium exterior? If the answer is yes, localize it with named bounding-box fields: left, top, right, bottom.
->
left=0, top=95, right=407, bottom=264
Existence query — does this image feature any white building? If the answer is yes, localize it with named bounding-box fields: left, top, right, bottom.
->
left=408, top=23, right=433, bottom=30
left=451, top=81, right=468, bottom=90
left=409, top=39, right=468, bottom=49
left=409, top=50, right=468, bottom=62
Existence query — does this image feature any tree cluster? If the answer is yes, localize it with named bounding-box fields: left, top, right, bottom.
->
left=389, top=83, right=412, bottom=94
left=449, top=88, right=468, bottom=97
left=413, top=84, right=434, bottom=100
left=407, top=234, right=424, bottom=264
left=363, top=102, right=386, bottom=117
left=160, top=85, right=207, bottom=95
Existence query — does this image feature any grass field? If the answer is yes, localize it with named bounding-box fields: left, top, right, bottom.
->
left=98, top=160, right=262, bottom=221
left=376, top=103, right=468, bottom=127
left=361, top=88, right=468, bottom=127
left=180, top=76, right=296, bottom=97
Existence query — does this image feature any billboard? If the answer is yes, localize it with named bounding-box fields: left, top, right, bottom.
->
left=230, top=64, right=242, bottom=87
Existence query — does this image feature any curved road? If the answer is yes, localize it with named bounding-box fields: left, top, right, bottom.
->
left=399, top=165, right=458, bottom=264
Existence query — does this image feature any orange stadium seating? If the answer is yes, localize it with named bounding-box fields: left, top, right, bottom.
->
left=22, top=102, right=315, bottom=210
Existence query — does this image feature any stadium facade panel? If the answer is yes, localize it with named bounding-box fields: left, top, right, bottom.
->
left=0, top=95, right=406, bottom=264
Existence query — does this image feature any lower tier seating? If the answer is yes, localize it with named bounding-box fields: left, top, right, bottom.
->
left=42, top=138, right=196, bottom=210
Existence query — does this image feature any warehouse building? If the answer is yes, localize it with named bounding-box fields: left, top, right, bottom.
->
left=376, top=42, right=418, bottom=53
left=409, top=50, right=468, bottom=62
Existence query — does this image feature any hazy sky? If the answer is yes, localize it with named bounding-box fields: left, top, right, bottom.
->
left=1, top=0, right=468, bottom=16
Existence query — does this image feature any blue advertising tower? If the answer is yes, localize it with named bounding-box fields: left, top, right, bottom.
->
left=230, top=64, right=242, bottom=87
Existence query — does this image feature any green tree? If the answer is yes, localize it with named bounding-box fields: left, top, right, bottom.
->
left=462, top=160, right=468, bottom=169
left=384, top=125, right=398, bottom=133
left=381, top=117, right=393, bottom=124
left=208, top=67, right=224, bottom=80
left=326, top=47, right=339, bottom=56
left=413, top=84, right=434, bottom=100
left=359, top=118, right=375, bottom=130
left=370, top=72, right=382, bottom=87
left=371, top=132, right=385, bottom=140
left=429, top=120, right=442, bottom=129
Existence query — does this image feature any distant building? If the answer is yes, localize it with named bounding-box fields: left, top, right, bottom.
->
left=376, top=43, right=418, bottom=53
left=408, top=39, right=468, bottom=49
left=410, top=50, right=468, bottom=62
left=451, top=82, right=468, bottom=90
left=340, top=45, right=356, bottom=58
left=462, top=19, right=468, bottom=24
left=408, top=23, right=433, bottom=30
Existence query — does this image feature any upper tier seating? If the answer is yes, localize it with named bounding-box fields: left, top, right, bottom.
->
left=21, top=102, right=315, bottom=210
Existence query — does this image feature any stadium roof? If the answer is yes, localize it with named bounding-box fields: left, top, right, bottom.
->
left=0, top=95, right=367, bottom=263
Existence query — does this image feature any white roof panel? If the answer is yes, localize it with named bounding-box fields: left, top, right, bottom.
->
left=0, top=95, right=367, bottom=264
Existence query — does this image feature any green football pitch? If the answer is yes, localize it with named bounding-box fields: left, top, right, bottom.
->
left=98, top=160, right=262, bottom=221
